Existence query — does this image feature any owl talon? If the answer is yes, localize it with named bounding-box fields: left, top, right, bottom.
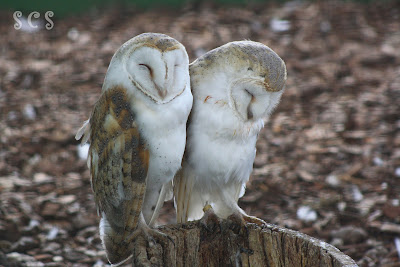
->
left=225, top=213, right=266, bottom=235
left=242, top=214, right=266, bottom=226
left=145, top=228, right=175, bottom=247
left=203, top=204, right=213, bottom=213
left=227, top=213, right=245, bottom=234
left=200, top=205, right=220, bottom=232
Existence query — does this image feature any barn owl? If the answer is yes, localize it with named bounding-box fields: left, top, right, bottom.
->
left=75, top=33, right=192, bottom=265
left=174, top=41, right=286, bottom=224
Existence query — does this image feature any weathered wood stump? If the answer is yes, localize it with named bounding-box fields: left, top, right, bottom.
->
left=132, top=216, right=358, bottom=267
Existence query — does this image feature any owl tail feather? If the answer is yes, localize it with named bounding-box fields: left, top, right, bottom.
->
left=75, top=119, right=91, bottom=145
left=174, top=166, right=199, bottom=223
left=99, top=215, right=141, bottom=266
left=174, top=169, right=188, bottom=223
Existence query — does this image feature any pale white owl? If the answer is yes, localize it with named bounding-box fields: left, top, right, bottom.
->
left=174, top=41, right=286, bottom=224
left=76, top=33, right=192, bottom=265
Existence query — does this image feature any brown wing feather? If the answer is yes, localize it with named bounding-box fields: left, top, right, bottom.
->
left=88, top=85, right=149, bottom=264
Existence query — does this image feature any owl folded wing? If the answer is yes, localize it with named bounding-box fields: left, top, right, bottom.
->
left=77, top=85, right=150, bottom=233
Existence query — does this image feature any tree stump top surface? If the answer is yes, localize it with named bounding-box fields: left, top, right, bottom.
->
left=132, top=217, right=358, bottom=267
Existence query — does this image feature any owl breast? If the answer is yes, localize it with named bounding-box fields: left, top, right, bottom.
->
left=188, top=95, right=265, bottom=197
left=133, top=86, right=192, bottom=184
left=191, top=130, right=256, bottom=188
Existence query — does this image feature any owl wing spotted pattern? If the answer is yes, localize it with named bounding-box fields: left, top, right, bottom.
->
left=77, top=84, right=149, bottom=264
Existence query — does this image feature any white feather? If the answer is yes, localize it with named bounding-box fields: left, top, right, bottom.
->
left=75, top=119, right=91, bottom=145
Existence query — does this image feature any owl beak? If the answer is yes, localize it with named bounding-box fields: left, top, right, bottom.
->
left=158, top=89, right=167, bottom=99
left=154, top=83, right=167, bottom=99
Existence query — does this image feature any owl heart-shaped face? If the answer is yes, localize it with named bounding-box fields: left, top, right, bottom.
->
left=102, top=33, right=190, bottom=105
left=124, top=41, right=189, bottom=104
left=229, top=74, right=285, bottom=121
left=190, top=40, right=286, bottom=122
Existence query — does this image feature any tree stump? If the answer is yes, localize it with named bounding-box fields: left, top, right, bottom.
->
left=132, top=216, right=358, bottom=267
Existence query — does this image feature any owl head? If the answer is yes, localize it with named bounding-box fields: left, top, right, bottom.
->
left=190, top=41, right=287, bottom=121
left=103, top=33, right=190, bottom=104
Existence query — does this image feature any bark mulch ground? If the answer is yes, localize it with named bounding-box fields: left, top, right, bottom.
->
left=0, top=1, right=399, bottom=266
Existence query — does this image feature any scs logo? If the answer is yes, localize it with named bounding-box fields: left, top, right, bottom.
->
left=13, top=11, right=54, bottom=31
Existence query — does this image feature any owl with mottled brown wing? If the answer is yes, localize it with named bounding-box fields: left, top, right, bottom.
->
left=174, top=41, right=286, bottom=224
left=76, top=33, right=192, bottom=265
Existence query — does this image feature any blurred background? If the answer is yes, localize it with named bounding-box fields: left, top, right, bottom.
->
left=0, top=0, right=399, bottom=266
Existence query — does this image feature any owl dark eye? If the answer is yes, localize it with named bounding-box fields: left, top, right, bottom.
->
left=139, top=64, right=153, bottom=77
left=139, top=64, right=150, bottom=70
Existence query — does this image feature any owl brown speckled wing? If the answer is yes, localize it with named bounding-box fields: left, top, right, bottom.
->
left=78, top=84, right=149, bottom=264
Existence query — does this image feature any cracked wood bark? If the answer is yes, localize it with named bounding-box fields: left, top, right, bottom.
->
left=131, top=217, right=358, bottom=267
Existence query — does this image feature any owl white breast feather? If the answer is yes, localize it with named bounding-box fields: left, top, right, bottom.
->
left=174, top=40, right=287, bottom=223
